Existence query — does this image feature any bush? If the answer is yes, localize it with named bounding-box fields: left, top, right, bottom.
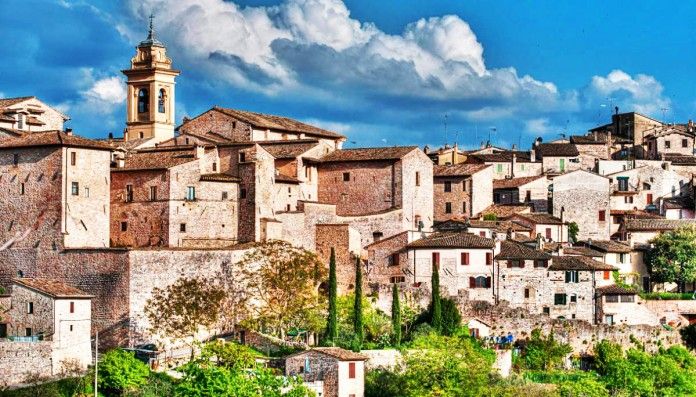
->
left=639, top=292, right=695, bottom=300
left=519, top=329, right=572, bottom=371
left=98, top=349, right=150, bottom=394
left=681, top=324, right=696, bottom=351
left=415, top=298, right=462, bottom=336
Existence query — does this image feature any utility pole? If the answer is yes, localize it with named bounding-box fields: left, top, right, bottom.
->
left=94, top=331, right=98, bottom=397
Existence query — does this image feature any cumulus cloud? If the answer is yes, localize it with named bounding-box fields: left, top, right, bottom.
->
left=82, top=76, right=126, bottom=106
left=581, top=69, right=670, bottom=116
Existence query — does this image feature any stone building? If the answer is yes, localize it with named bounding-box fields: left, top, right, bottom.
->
left=590, top=111, right=663, bottom=155
left=366, top=231, right=410, bottom=287
left=284, top=347, right=367, bottom=397
left=492, top=175, right=548, bottom=213
left=424, top=143, right=466, bottom=165
left=552, top=170, right=611, bottom=240
left=620, top=218, right=696, bottom=244
left=433, top=163, right=492, bottom=220
left=570, top=133, right=612, bottom=171
left=605, top=164, right=689, bottom=214
left=662, top=196, right=695, bottom=219
left=508, top=213, right=567, bottom=243
left=596, top=285, right=659, bottom=326
left=576, top=240, right=646, bottom=285
left=110, top=146, right=239, bottom=248
left=0, top=96, right=69, bottom=136
left=535, top=143, right=581, bottom=175
left=0, top=131, right=112, bottom=249
left=644, top=124, right=695, bottom=160
left=464, top=150, right=541, bottom=180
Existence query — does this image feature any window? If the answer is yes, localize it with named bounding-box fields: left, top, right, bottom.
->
left=25, top=328, right=32, bottom=337
left=462, top=202, right=467, bottom=214
left=13, top=153, right=19, bottom=166
left=71, top=182, right=79, bottom=196
left=415, top=172, right=420, bottom=186
left=20, top=183, right=25, bottom=195
left=70, top=152, right=76, bottom=166
left=149, top=186, right=157, bottom=201
left=683, top=139, right=689, bottom=148
left=605, top=294, right=619, bottom=303
left=570, top=294, right=577, bottom=303
left=524, top=288, right=530, bottom=298
left=507, top=260, right=523, bottom=268
left=496, top=164, right=503, bottom=173
left=462, top=180, right=467, bottom=191
left=158, top=89, right=166, bottom=113
left=534, top=259, right=548, bottom=268
left=603, top=270, right=610, bottom=280
left=186, top=186, right=196, bottom=201
left=445, top=202, right=452, bottom=213
left=432, top=252, right=440, bottom=267
left=389, top=253, right=400, bottom=267
left=665, top=140, right=671, bottom=149
left=461, top=252, right=469, bottom=265
left=390, top=276, right=405, bottom=283
left=126, top=185, right=133, bottom=202
left=138, top=88, right=149, bottom=113
left=545, top=228, right=552, bottom=240
left=621, top=295, right=635, bottom=303
left=348, top=362, right=356, bottom=379
left=343, top=172, right=351, bottom=182
left=70, top=302, right=74, bottom=313
left=543, top=307, right=550, bottom=315
left=598, top=210, right=606, bottom=222
left=486, top=252, right=493, bottom=265
left=525, top=190, right=531, bottom=202
left=414, top=215, right=422, bottom=230
left=470, top=276, right=490, bottom=288
left=372, top=232, right=383, bottom=241
left=212, top=162, right=217, bottom=172
left=647, top=193, right=653, bottom=204
left=554, top=293, right=567, bottom=305
left=565, top=270, right=579, bottom=283
left=617, top=177, right=629, bottom=191
left=605, top=315, right=614, bottom=325
left=70, top=325, right=73, bottom=332
left=479, top=231, right=486, bottom=237
left=619, top=253, right=627, bottom=263
left=239, top=152, right=246, bottom=162
left=17, top=114, right=24, bottom=129
left=120, top=222, right=128, bottom=232
left=222, top=191, right=228, bottom=200
left=180, top=223, right=186, bottom=232
left=624, top=196, right=633, bottom=204
left=240, top=188, right=247, bottom=199
left=444, top=181, right=452, bottom=192
left=27, top=302, right=34, bottom=314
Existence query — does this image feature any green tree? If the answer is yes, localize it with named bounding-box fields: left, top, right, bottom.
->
left=483, top=213, right=498, bottom=221
left=646, top=226, right=696, bottom=292
left=335, top=294, right=391, bottom=349
left=98, top=349, right=150, bottom=394
left=439, top=298, right=462, bottom=336
left=198, top=340, right=258, bottom=370
left=144, top=277, right=226, bottom=359
left=391, top=283, right=401, bottom=347
left=568, top=222, right=579, bottom=243
left=431, top=262, right=442, bottom=333
left=520, top=329, right=572, bottom=371
left=325, top=247, right=338, bottom=346
left=353, top=256, right=364, bottom=350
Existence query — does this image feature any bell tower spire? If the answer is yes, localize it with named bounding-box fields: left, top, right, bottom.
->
left=122, top=13, right=180, bottom=144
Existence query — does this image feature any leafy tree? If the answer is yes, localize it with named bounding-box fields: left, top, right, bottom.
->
left=98, top=349, right=150, bottom=394
left=557, top=377, right=608, bottom=397
left=335, top=294, right=391, bottom=349
left=646, top=226, right=696, bottom=292
left=431, top=262, right=442, bottom=333
left=325, top=247, right=338, bottom=345
left=353, top=256, right=364, bottom=350
left=568, top=222, right=579, bottom=243
left=483, top=213, right=498, bottom=221
left=198, top=340, right=258, bottom=370
left=365, top=368, right=406, bottom=397
left=234, top=240, right=327, bottom=337
left=680, top=323, right=696, bottom=350
left=520, top=329, right=572, bottom=371
left=391, top=283, right=401, bottom=347
left=145, top=276, right=226, bottom=359
left=416, top=298, right=462, bottom=337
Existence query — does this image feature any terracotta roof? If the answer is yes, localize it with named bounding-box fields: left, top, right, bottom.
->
left=26, top=116, right=45, bottom=126
left=663, top=196, right=693, bottom=210
left=0, top=96, right=34, bottom=109
left=496, top=241, right=550, bottom=260
left=105, top=137, right=155, bottom=151
left=511, top=233, right=535, bottom=243
left=548, top=256, right=617, bottom=271
left=512, top=213, right=564, bottom=225
left=479, top=204, right=532, bottom=219
left=200, top=173, right=240, bottom=183
left=563, top=247, right=604, bottom=257
left=643, top=125, right=694, bottom=140
left=0, top=126, right=26, bottom=137
left=0, top=131, right=112, bottom=151
left=609, top=209, right=663, bottom=219
left=663, top=154, right=696, bottom=165
left=213, top=107, right=345, bottom=140
left=14, top=278, right=93, bottom=299
left=596, top=284, right=639, bottom=295
left=570, top=134, right=610, bottom=144
left=467, top=151, right=534, bottom=163
left=113, top=148, right=196, bottom=171
left=275, top=174, right=301, bottom=184
left=624, top=218, right=696, bottom=231
left=260, top=140, right=319, bottom=159
left=581, top=240, right=632, bottom=253
left=535, top=143, right=579, bottom=157
left=319, top=146, right=418, bottom=163
left=406, top=232, right=496, bottom=249
left=467, top=220, right=531, bottom=232
left=296, top=347, right=367, bottom=361
left=434, top=163, right=490, bottom=177
left=493, top=176, right=545, bottom=189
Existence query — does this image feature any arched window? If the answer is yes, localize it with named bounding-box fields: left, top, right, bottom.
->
left=158, top=89, right=166, bottom=113
left=138, top=88, right=149, bottom=113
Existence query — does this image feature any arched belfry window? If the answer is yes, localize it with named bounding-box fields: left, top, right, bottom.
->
left=158, top=89, right=166, bottom=113
left=138, top=88, right=149, bottom=113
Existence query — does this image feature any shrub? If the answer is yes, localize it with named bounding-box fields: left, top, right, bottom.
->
left=680, top=324, right=696, bottom=350
left=97, top=349, right=150, bottom=394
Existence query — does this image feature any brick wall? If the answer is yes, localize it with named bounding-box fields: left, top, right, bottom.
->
left=285, top=351, right=340, bottom=397
left=315, top=224, right=362, bottom=292
left=366, top=231, right=408, bottom=286
left=434, top=176, right=470, bottom=221
left=179, top=109, right=253, bottom=142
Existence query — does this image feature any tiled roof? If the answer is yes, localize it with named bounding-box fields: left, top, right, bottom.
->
left=0, top=131, right=112, bottom=151
left=663, top=196, right=693, bottom=210
left=0, top=96, right=34, bottom=109
left=319, top=146, right=418, bottom=163
left=511, top=233, right=535, bottom=243
left=406, top=232, right=496, bottom=249
left=275, top=174, right=301, bottom=184
left=512, top=213, right=564, bottom=225
left=434, top=163, right=489, bottom=177
left=0, top=126, right=26, bottom=137
left=535, top=143, right=579, bottom=157
left=596, top=284, right=639, bottom=295
left=467, top=220, right=531, bottom=232
left=663, top=154, right=696, bottom=165
left=14, top=278, right=92, bottom=299
left=548, top=256, right=617, bottom=271
left=200, top=173, right=240, bottom=183
left=643, top=125, right=694, bottom=140
left=609, top=209, right=663, bottom=219
left=260, top=140, right=320, bottom=159
left=563, top=247, right=604, bottom=257
left=467, top=151, right=534, bottom=163
left=581, top=240, right=632, bottom=253
left=570, top=134, right=610, bottom=144
left=105, top=137, right=155, bottom=151
left=496, top=240, right=550, bottom=260
left=113, top=148, right=196, bottom=171
left=213, top=107, right=345, bottom=139
left=293, top=347, right=367, bottom=361
left=624, top=218, right=696, bottom=231
left=479, top=204, right=532, bottom=219
left=493, top=175, right=545, bottom=189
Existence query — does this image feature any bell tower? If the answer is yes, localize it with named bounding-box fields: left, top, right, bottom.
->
left=122, top=15, right=180, bottom=143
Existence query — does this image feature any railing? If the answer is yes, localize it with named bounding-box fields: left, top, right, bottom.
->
left=8, top=335, right=41, bottom=342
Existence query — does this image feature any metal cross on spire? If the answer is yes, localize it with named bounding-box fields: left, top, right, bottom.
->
left=147, top=13, right=155, bottom=40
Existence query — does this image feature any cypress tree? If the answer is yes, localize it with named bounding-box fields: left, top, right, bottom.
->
left=325, top=247, right=338, bottom=345
left=353, top=256, right=364, bottom=350
left=391, top=283, right=401, bottom=347
left=431, top=261, right=442, bottom=333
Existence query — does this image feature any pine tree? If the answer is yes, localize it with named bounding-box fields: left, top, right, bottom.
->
left=391, top=283, right=401, bottom=347
left=325, top=247, right=338, bottom=345
left=353, top=256, right=364, bottom=350
left=431, top=261, right=442, bottom=333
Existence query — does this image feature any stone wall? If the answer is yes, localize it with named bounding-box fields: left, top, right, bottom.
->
left=400, top=149, right=434, bottom=232
left=178, top=108, right=253, bottom=142
left=315, top=224, right=361, bottom=292
left=0, top=341, right=54, bottom=387
left=470, top=166, right=494, bottom=216
left=366, top=231, right=409, bottom=286
left=8, top=284, right=54, bottom=338
left=552, top=170, right=610, bottom=240
left=576, top=143, right=610, bottom=171
left=433, top=175, right=470, bottom=221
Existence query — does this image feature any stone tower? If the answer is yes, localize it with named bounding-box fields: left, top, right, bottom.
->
left=122, top=15, right=180, bottom=143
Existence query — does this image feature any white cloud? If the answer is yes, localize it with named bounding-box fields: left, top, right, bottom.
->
left=524, top=118, right=551, bottom=134
left=301, top=118, right=351, bottom=134
left=582, top=69, right=670, bottom=117
left=82, top=76, right=126, bottom=105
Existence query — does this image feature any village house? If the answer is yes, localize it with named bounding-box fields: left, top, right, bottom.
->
left=492, top=175, right=548, bottom=213
left=0, top=96, right=69, bottom=137
left=570, top=133, right=612, bottom=171
left=605, top=164, right=689, bottom=215
left=590, top=110, right=663, bottom=159
left=620, top=218, right=696, bottom=244
left=433, top=163, right=492, bottom=220
left=424, top=143, right=466, bottom=165
left=596, top=285, right=659, bottom=326
left=644, top=124, right=695, bottom=160
left=552, top=169, right=611, bottom=240
left=464, top=150, right=542, bottom=180
left=535, top=142, right=581, bottom=175
left=576, top=240, right=645, bottom=284
left=0, top=278, right=93, bottom=386
left=284, top=347, right=367, bottom=397
left=508, top=213, right=568, bottom=243
left=495, top=240, right=552, bottom=310
left=662, top=196, right=695, bottom=219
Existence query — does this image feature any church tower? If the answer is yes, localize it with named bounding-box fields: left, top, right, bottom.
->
left=122, top=15, right=180, bottom=143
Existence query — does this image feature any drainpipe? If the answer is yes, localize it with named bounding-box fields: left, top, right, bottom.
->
left=592, top=270, right=597, bottom=325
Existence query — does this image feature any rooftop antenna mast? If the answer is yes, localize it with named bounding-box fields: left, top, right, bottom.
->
left=444, top=114, right=448, bottom=145
left=661, top=107, right=669, bottom=122
left=489, top=127, right=496, bottom=145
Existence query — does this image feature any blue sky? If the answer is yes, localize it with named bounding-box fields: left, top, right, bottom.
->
left=1, top=0, right=694, bottom=149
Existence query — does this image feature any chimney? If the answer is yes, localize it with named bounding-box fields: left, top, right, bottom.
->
left=689, top=120, right=694, bottom=133
left=593, top=130, right=597, bottom=141
left=195, top=145, right=205, bottom=159
left=560, top=206, right=565, bottom=223
left=108, top=132, right=113, bottom=140
left=511, top=143, right=517, bottom=151
left=530, top=148, right=536, bottom=162
left=511, top=153, right=517, bottom=178
left=423, top=145, right=430, bottom=154
left=116, top=158, right=125, bottom=168
left=536, top=234, right=544, bottom=251
left=615, top=106, right=619, bottom=115
left=64, top=128, right=73, bottom=136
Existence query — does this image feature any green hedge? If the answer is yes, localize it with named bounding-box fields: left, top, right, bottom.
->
left=639, top=292, right=696, bottom=300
